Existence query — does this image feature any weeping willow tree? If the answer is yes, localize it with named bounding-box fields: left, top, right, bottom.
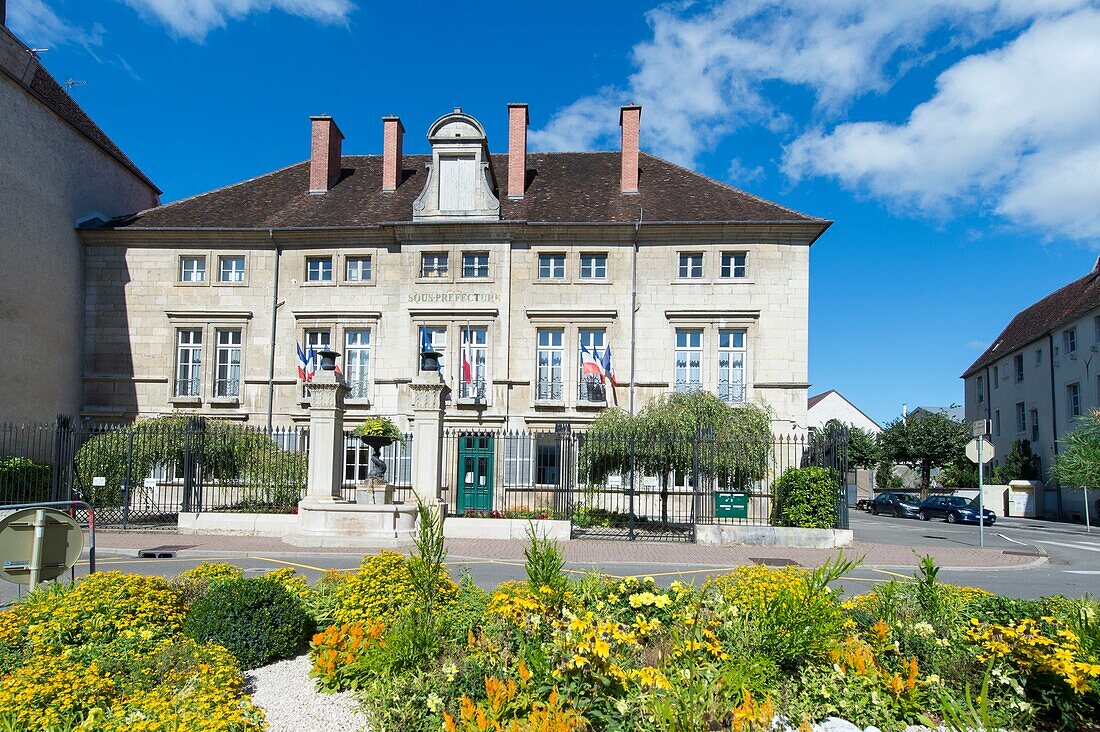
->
left=75, top=414, right=306, bottom=510
left=578, top=391, right=774, bottom=522
left=1052, top=410, right=1100, bottom=533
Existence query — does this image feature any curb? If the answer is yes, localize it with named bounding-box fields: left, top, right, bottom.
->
left=992, top=521, right=1096, bottom=539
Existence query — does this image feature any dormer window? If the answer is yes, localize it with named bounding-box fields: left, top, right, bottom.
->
left=439, top=155, right=478, bottom=211
left=413, top=108, right=500, bottom=221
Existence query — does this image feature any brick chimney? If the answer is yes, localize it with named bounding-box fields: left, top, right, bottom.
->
left=507, top=103, right=528, bottom=199
left=309, top=115, right=343, bottom=194
left=619, top=104, right=642, bottom=194
left=382, top=115, right=404, bottom=192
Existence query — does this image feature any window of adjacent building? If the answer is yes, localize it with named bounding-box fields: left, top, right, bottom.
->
left=462, top=252, right=490, bottom=279
left=345, top=329, right=371, bottom=399
left=306, top=256, right=333, bottom=282
left=213, top=329, right=241, bottom=398
left=993, top=365, right=999, bottom=388
left=1014, top=354, right=1024, bottom=383
left=459, top=326, right=488, bottom=400
left=1036, top=347, right=1043, bottom=365
left=1016, top=402, right=1026, bottom=433
left=174, top=329, right=202, bottom=398
left=1095, top=315, right=1100, bottom=344
left=421, top=253, right=449, bottom=279
left=579, top=253, right=608, bottom=280
left=1031, top=408, right=1040, bottom=443
left=720, top=252, right=747, bottom=279
left=179, top=256, right=206, bottom=283
left=675, top=329, right=703, bottom=392
left=678, top=252, right=704, bottom=279
left=1064, top=327, right=1077, bottom=355
left=1067, top=382, right=1082, bottom=419
left=578, top=329, right=607, bottom=402
left=718, top=329, right=747, bottom=404
left=536, top=329, right=564, bottom=401
left=994, top=410, right=1001, bottom=437
left=345, top=256, right=372, bottom=282
left=538, top=254, right=565, bottom=279
left=218, top=256, right=245, bottom=283
left=419, top=326, right=447, bottom=372
left=976, top=375, right=984, bottom=404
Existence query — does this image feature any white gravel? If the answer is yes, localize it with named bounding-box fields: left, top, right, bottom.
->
left=246, top=654, right=369, bottom=732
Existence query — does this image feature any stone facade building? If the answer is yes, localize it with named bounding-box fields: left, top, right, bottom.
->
left=963, top=260, right=1100, bottom=521
left=78, top=105, right=830, bottom=446
left=0, top=9, right=160, bottom=423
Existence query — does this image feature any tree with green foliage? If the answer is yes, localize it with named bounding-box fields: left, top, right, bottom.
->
left=875, top=459, right=904, bottom=489
left=1052, top=410, right=1100, bottom=532
left=846, top=426, right=882, bottom=470
left=939, top=458, right=979, bottom=489
left=993, top=439, right=1041, bottom=484
left=579, top=391, right=774, bottom=522
left=879, top=411, right=970, bottom=499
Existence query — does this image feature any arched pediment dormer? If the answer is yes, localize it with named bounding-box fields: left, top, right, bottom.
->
left=413, top=108, right=500, bottom=221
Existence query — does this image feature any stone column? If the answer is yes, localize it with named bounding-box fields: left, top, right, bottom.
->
left=304, top=369, right=351, bottom=503
left=410, top=370, right=450, bottom=506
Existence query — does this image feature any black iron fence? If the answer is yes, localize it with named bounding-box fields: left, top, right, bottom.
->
left=441, top=426, right=848, bottom=541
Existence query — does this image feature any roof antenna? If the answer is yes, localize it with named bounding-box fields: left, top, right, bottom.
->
left=26, top=48, right=49, bottom=57
left=65, top=78, right=87, bottom=89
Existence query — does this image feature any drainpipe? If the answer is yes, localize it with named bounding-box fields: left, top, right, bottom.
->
left=1047, top=332, right=1062, bottom=518
left=266, top=230, right=283, bottom=430
left=629, top=209, right=641, bottom=416
left=984, top=365, right=991, bottom=423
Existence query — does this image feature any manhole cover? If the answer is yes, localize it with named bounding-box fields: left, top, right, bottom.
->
left=750, top=558, right=800, bottom=567
left=137, top=544, right=195, bottom=559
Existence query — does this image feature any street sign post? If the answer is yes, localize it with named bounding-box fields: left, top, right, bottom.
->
left=0, top=508, right=84, bottom=590
left=965, top=437, right=995, bottom=547
left=972, top=419, right=990, bottom=437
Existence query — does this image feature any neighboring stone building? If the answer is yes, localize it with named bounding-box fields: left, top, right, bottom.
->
left=0, top=9, right=160, bottom=423
left=79, top=105, right=830, bottom=452
left=963, top=260, right=1100, bottom=521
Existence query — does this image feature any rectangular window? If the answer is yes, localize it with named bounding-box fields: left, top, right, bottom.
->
left=419, top=326, right=447, bottom=373
left=179, top=256, right=206, bottom=282
left=976, top=375, right=984, bottom=404
left=994, top=410, right=1001, bottom=437
left=459, top=326, right=488, bottom=400
left=535, top=440, right=560, bottom=485
left=218, top=256, right=245, bottom=283
left=1036, top=347, right=1042, bottom=365
left=302, top=328, right=331, bottom=396
left=345, top=329, right=371, bottom=400
left=306, top=256, right=333, bottom=282
left=462, top=252, right=490, bottom=279
left=438, top=155, right=477, bottom=210
left=717, top=329, right=746, bottom=404
left=421, top=253, right=449, bottom=278
left=1030, top=408, right=1040, bottom=444
left=174, top=329, right=202, bottom=397
left=538, top=254, right=565, bottom=279
left=579, top=253, right=608, bottom=280
left=1095, top=315, right=1100, bottom=344
left=720, top=252, right=747, bottom=279
left=1016, top=402, right=1026, bottom=433
left=675, top=329, right=703, bottom=392
left=345, top=256, right=372, bottom=282
left=214, top=329, right=241, bottom=398
left=678, top=252, right=703, bottom=279
left=993, top=365, right=999, bottom=389
left=1064, top=327, right=1077, bottom=354
left=503, top=433, right=534, bottom=487
left=578, top=329, right=607, bottom=402
left=1014, top=354, right=1024, bottom=383
left=1067, top=382, right=1081, bottom=418
left=536, top=329, right=564, bottom=401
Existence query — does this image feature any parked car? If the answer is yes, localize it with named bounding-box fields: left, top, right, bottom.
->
left=918, top=495, right=996, bottom=525
left=870, top=492, right=921, bottom=519
left=855, top=499, right=874, bottom=512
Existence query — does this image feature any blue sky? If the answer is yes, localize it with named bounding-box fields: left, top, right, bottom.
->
left=10, top=0, right=1100, bottom=426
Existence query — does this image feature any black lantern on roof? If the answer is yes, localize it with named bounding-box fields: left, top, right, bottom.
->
left=317, top=348, right=340, bottom=371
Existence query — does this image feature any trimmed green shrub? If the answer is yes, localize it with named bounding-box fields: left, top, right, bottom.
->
left=771, top=466, right=840, bottom=529
left=0, top=457, right=51, bottom=503
left=183, top=576, right=312, bottom=670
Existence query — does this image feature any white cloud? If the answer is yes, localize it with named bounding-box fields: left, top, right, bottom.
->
left=116, top=0, right=354, bottom=41
left=783, top=8, right=1100, bottom=240
left=967, top=340, right=988, bottom=350
left=7, top=0, right=104, bottom=49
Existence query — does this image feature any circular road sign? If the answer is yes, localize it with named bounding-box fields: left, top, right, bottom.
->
left=965, top=437, right=995, bottom=465
left=0, top=507, right=84, bottom=585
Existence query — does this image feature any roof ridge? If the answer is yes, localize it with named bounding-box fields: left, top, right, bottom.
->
left=638, top=152, right=825, bottom=222
left=120, top=159, right=308, bottom=218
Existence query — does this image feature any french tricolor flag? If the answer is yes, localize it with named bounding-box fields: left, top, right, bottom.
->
left=296, top=343, right=308, bottom=381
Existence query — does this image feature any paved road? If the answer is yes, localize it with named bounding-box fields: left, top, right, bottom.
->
left=2, top=513, right=1096, bottom=606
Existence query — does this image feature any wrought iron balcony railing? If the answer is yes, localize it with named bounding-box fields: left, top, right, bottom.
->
left=458, top=379, right=487, bottom=401
left=535, top=379, right=564, bottom=401
left=577, top=377, right=607, bottom=403
left=718, top=382, right=746, bottom=404
left=214, top=378, right=240, bottom=398
left=174, top=377, right=200, bottom=398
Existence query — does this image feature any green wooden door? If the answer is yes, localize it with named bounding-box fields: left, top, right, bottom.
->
left=457, top=435, right=494, bottom=514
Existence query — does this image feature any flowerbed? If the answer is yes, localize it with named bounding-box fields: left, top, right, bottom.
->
left=304, top=515, right=1100, bottom=732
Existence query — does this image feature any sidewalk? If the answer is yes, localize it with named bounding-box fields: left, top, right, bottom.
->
left=993, top=515, right=1096, bottom=537
left=92, top=530, right=1042, bottom=570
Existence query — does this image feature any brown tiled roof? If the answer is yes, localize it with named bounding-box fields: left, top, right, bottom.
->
left=962, top=264, right=1100, bottom=377
left=105, top=152, right=827, bottom=229
left=20, top=63, right=159, bottom=194
left=807, top=390, right=835, bottom=409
